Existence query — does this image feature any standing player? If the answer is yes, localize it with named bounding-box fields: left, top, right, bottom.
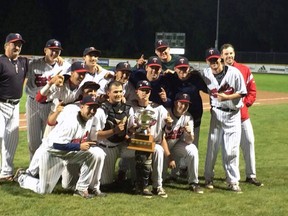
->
left=0, top=33, right=28, bottom=181
left=127, top=80, right=168, bottom=198
left=25, top=39, right=70, bottom=160
left=163, top=93, right=203, bottom=194
left=134, top=40, right=179, bottom=74
left=14, top=95, right=106, bottom=198
left=220, top=43, right=263, bottom=186
left=200, top=48, right=247, bottom=193
left=81, top=47, right=114, bottom=96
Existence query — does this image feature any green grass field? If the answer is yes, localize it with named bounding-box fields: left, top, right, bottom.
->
left=2, top=74, right=288, bottom=216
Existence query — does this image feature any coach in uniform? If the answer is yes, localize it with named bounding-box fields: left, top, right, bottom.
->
left=0, top=33, right=28, bottom=181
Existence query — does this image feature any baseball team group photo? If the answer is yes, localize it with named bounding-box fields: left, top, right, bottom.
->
left=1, top=30, right=288, bottom=216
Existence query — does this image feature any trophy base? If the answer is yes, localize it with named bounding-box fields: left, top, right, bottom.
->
left=128, top=133, right=155, bottom=153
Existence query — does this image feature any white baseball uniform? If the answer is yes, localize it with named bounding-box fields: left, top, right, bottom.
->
left=25, top=57, right=71, bottom=159
left=164, top=108, right=199, bottom=184
left=17, top=110, right=105, bottom=194
left=199, top=65, right=247, bottom=185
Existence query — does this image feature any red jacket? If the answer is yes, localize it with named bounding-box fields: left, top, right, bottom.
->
left=232, top=61, right=257, bottom=121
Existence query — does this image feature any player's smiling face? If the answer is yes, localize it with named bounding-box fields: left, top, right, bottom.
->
left=83, top=54, right=98, bottom=67
left=81, top=104, right=98, bottom=121
left=146, top=65, right=162, bottom=81
left=136, top=88, right=151, bottom=101
left=175, top=67, right=190, bottom=80
left=174, top=101, right=189, bottom=115
left=207, top=58, right=222, bottom=73
left=155, top=47, right=170, bottom=62
left=221, top=47, right=235, bottom=66
left=70, top=71, right=86, bottom=86
left=5, top=41, right=23, bottom=60
left=107, top=84, right=123, bottom=104
left=44, top=48, right=61, bottom=64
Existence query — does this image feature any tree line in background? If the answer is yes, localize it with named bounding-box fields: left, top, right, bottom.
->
left=0, top=0, right=287, bottom=61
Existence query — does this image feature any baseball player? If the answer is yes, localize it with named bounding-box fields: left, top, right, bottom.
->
left=163, top=92, right=203, bottom=194
left=36, top=61, right=88, bottom=137
left=90, top=80, right=134, bottom=186
left=134, top=40, right=179, bottom=74
left=80, top=47, right=114, bottom=96
left=14, top=95, right=106, bottom=198
left=0, top=33, right=28, bottom=181
left=25, top=39, right=71, bottom=160
left=200, top=48, right=247, bottom=193
left=220, top=43, right=263, bottom=186
left=127, top=80, right=168, bottom=198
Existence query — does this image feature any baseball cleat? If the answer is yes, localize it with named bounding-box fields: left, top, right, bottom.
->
left=245, top=177, right=264, bottom=187
left=13, top=168, right=26, bottom=182
left=142, top=187, right=153, bottom=199
left=91, top=189, right=107, bottom=197
left=205, top=181, right=214, bottom=189
left=73, top=190, right=95, bottom=199
left=189, top=183, right=204, bottom=194
left=227, top=184, right=242, bottom=193
left=152, top=187, right=168, bottom=198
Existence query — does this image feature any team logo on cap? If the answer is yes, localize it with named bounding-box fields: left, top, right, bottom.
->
left=158, top=40, right=163, bottom=45
left=15, top=33, right=21, bottom=39
left=179, top=58, right=185, bottom=64
left=182, top=93, right=189, bottom=99
left=81, top=62, right=85, bottom=68
left=152, top=57, right=158, bottom=63
left=54, top=41, right=59, bottom=46
left=124, top=62, right=129, bottom=68
left=209, top=49, right=215, bottom=55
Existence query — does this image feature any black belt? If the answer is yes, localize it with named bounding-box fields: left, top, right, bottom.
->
left=214, top=106, right=236, bottom=112
left=29, top=96, right=52, bottom=104
left=0, top=98, right=20, bottom=105
left=98, top=143, right=118, bottom=149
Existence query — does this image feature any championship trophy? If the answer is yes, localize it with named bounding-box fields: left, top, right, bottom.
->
left=128, top=109, right=156, bottom=152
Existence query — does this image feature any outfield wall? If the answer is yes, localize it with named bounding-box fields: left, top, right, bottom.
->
left=23, top=55, right=288, bottom=74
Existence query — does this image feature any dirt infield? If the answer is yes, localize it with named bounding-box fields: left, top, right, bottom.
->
left=19, top=91, right=288, bottom=131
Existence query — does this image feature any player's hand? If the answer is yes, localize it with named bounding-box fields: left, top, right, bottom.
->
left=55, top=101, right=65, bottom=113
left=114, top=122, right=125, bottom=134
left=49, top=70, right=64, bottom=87
left=184, top=125, right=192, bottom=134
left=80, top=141, right=95, bottom=151
left=159, top=87, right=167, bottom=102
left=136, top=54, right=146, bottom=68
left=165, top=113, right=173, bottom=127
left=104, top=71, right=114, bottom=79
left=168, top=160, right=176, bottom=169
left=55, top=56, right=64, bottom=66
left=163, top=69, right=175, bottom=75
left=217, top=92, right=229, bottom=101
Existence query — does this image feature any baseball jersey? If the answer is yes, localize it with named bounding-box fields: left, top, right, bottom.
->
left=200, top=65, right=247, bottom=110
left=43, top=110, right=93, bottom=150
left=25, top=57, right=71, bottom=98
left=164, top=108, right=194, bottom=146
left=0, top=55, right=28, bottom=99
left=232, top=61, right=256, bottom=121
left=80, top=68, right=114, bottom=95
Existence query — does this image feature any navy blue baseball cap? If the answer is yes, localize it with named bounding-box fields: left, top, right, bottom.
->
left=136, top=80, right=152, bottom=90
left=71, top=61, right=88, bottom=73
left=155, top=39, right=169, bottom=50
left=80, top=95, right=99, bottom=105
left=175, top=92, right=191, bottom=103
left=146, top=56, right=162, bottom=67
left=116, top=62, right=132, bottom=72
left=83, top=47, right=101, bottom=56
left=5, top=33, right=25, bottom=43
left=205, top=48, right=221, bottom=60
left=45, top=39, right=63, bottom=50
left=174, top=56, right=189, bottom=68
left=81, top=81, right=100, bottom=91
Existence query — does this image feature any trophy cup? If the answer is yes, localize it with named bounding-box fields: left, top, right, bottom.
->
left=128, top=109, right=156, bottom=152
